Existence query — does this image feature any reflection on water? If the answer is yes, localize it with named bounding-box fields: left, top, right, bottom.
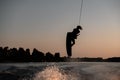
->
left=33, top=65, right=79, bottom=80
left=0, top=62, right=120, bottom=80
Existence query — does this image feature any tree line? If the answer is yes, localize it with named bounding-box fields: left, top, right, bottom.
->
left=0, top=46, right=61, bottom=62
left=0, top=46, right=120, bottom=62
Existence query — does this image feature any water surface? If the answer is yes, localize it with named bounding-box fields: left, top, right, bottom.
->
left=0, top=62, right=120, bottom=80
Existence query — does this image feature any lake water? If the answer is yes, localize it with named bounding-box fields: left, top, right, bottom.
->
left=0, top=62, right=120, bottom=80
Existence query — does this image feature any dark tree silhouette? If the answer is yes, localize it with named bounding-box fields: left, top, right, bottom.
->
left=8, top=48, right=18, bottom=61
left=54, top=52, right=60, bottom=62
left=106, top=57, right=120, bottom=62
left=32, top=48, right=44, bottom=62
left=0, top=47, right=4, bottom=57
left=26, top=48, right=30, bottom=56
left=45, top=52, right=54, bottom=62
left=3, top=46, right=9, bottom=57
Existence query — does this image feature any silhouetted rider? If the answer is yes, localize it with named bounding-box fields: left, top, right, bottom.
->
left=66, top=25, right=82, bottom=58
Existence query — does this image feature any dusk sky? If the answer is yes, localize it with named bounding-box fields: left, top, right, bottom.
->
left=0, top=0, right=120, bottom=58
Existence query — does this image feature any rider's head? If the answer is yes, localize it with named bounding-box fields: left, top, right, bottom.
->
left=77, top=25, right=83, bottom=30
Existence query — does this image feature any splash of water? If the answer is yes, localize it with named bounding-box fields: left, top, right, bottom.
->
left=33, top=65, right=79, bottom=80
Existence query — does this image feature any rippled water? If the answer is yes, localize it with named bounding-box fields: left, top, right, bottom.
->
left=0, top=62, right=120, bottom=80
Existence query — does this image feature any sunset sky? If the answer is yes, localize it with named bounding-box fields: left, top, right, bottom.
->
left=0, top=0, right=120, bottom=58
